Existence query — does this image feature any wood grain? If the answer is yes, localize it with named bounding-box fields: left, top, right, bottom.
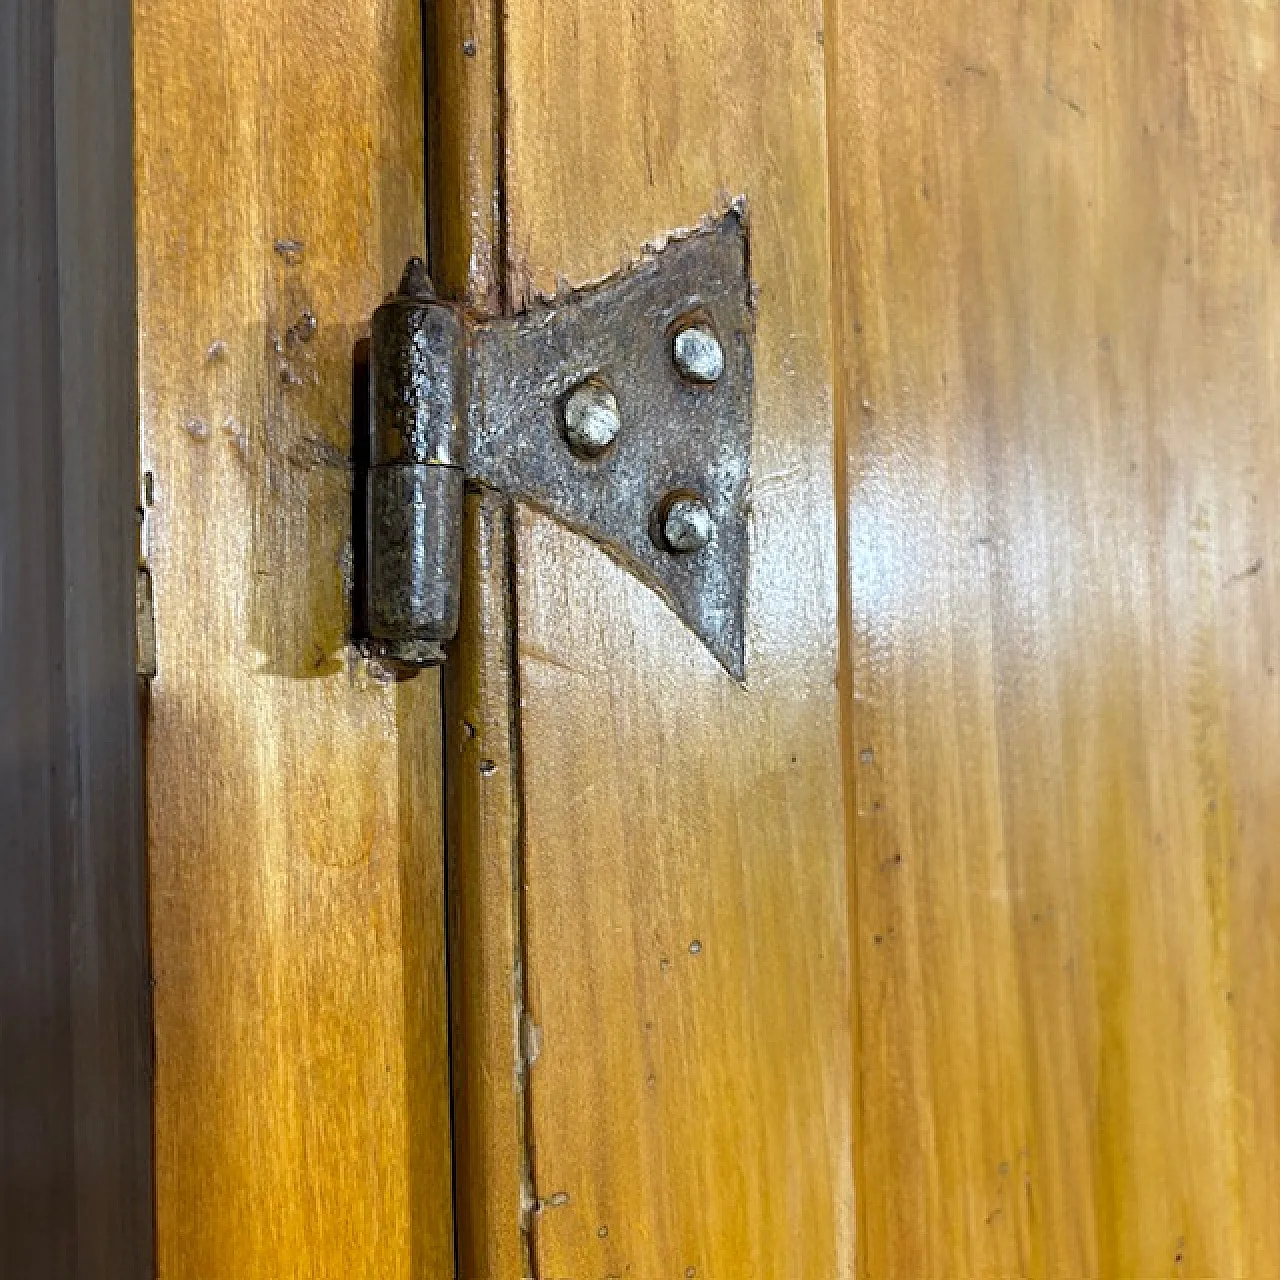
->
left=427, top=9, right=536, bottom=1275
left=444, top=492, right=532, bottom=1280
left=426, top=0, right=504, bottom=312
left=134, top=2, right=453, bottom=1276
left=497, top=1, right=855, bottom=1276
left=829, top=0, right=1280, bottom=1273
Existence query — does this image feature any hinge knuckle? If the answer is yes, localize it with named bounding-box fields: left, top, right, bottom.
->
left=366, top=268, right=465, bottom=666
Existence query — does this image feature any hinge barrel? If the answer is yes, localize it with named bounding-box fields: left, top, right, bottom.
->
left=366, top=261, right=465, bottom=666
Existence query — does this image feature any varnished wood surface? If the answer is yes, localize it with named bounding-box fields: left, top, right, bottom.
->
left=133, top=0, right=1280, bottom=1275
left=445, top=492, right=532, bottom=1280
left=2, top=0, right=151, bottom=1272
left=427, top=10, right=535, bottom=1275
left=134, top=2, right=453, bottom=1276
left=494, top=1, right=855, bottom=1275
left=830, top=0, right=1280, bottom=1274
left=426, top=0, right=504, bottom=313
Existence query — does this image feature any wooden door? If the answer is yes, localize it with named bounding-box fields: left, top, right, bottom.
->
left=135, top=0, right=1280, bottom=1278
left=134, top=3, right=454, bottom=1277
left=830, top=2, right=1280, bottom=1272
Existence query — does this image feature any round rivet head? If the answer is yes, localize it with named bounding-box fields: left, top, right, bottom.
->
left=658, top=492, right=714, bottom=554
left=672, top=323, right=725, bottom=384
left=562, top=379, right=621, bottom=457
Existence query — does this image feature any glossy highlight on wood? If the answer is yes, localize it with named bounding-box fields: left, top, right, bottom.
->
left=134, top=1, right=453, bottom=1275
left=829, top=0, right=1280, bottom=1273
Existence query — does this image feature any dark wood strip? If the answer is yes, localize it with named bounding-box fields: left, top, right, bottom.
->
left=0, top=0, right=152, bottom=1273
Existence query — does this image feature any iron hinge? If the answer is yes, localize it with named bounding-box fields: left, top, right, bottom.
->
left=135, top=564, right=157, bottom=681
left=363, top=208, right=754, bottom=680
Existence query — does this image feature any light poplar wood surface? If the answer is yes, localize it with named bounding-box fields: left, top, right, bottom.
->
left=428, top=9, right=536, bottom=1276
left=829, top=0, right=1280, bottom=1273
left=134, top=2, right=453, bottom=1275
left=445, top=491, right=533, bottom=1280
left=494, top=1, right=856, bottom=1276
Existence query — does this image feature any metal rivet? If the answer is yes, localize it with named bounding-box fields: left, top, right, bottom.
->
left=672, top=323, right=725, bottom=384
left=562, top=379, right=621, bottom=457
left=658, top=492, right=714, bottom=554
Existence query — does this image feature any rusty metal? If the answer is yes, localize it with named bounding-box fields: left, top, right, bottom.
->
left=135, top=566, right=158, bottom=679
left=366, top=259, right=465, bottom=665
left=365, top=209, right=754, bottom=679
